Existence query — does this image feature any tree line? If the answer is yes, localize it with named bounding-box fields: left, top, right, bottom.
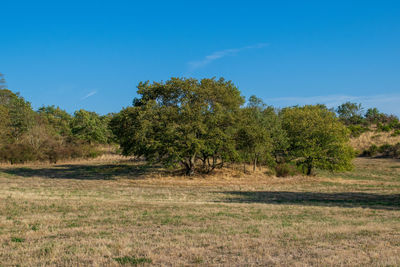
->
left=0, top=73, right=113, bottom=164
left=110, top=77, right=355, bottom=176
left=336, top=101, right=400, bottom=137
left=2, top=74, right=399, bottom=175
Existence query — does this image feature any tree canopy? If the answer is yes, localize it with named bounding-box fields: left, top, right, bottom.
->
left=111, top=77, right=244, bottom=175
left=281, top=105, right=355, bottom=175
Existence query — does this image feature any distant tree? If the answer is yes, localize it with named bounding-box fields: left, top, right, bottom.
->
left=262, top=106, right=289, bottom=165
left=0, top=89, right=35, bottom=140
left=0, top=73, right=6, bottom=90
left=365, top=107, right=381, bottom=124
left=37, top=105, right=73, bottom=137
left=111, top=77, right=244, bottom=175
left=236, top=96, right=275, bottom=172
left=281, top=105, right=354, bottom=175
left=71, top=109, right=108, bottom=144
left=0, top=105, right=10, bottom=144
left=336, top=102, right=364, bottom=125
left=100, top=113, right=117, bottom=144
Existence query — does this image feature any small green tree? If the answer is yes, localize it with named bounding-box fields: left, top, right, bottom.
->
left=281, top=105, right=354, bottom=175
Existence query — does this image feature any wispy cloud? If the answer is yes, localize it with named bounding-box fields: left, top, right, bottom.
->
left=81, top=91, right=97, bottom=100
left=188, top=43, right=268, bottom=70
left=265, top=93, right=400, bottom=116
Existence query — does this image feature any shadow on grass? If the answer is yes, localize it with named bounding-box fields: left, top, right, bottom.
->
left=0, top=162, right=162, bottom=180
left=220, top=191, right=400, bottom=210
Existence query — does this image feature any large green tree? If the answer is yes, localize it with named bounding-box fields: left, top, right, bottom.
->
left=111, top=77, right=244, bottom=175
left=281, top=105, right=354, bottom=175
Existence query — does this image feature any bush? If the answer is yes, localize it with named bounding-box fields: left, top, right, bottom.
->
left=362, top=144, right=379, bottom=157
left=391, top=129, right=400, bottom=137
left=347, top=124, right=369, bottom=137
left=0, top=144, right=37, bottom=164
left=0, top=140, right=102, bottom=164
left=379, top=143, right=400, bottom=158
left=363, top=143, right=400, bottom=159
left=275, top=163, right=299, bottom=177
left=378, top=124, right=392, bottom=132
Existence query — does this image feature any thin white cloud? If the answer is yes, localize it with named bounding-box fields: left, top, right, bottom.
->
left=189, top=43, right=268, bottom=70
left=265, top=93, right=400, bottom=116
left=81, top=91, right=97, bottom=100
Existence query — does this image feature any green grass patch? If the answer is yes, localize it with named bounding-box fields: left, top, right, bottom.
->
left=11, top=237, right=25, bottom=243
left=113, top=256, right=152, bottom=265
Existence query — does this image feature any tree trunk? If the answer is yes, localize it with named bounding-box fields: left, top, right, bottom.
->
left=306, top=165, right=312, bottom=176
left=200, top=154, right=207, bottom=171
left=185, top=153, right=196, bottom=176
left=306, top=158, right=313, bottom=176
left=253, top=156, right=257, bottom=172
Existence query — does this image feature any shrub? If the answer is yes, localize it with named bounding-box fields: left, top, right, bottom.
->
left=363, top=143, right=400, bottom=159
left=275, top=163, right=299, bottom=177
left=347, top=124, right=369, bottom=137
left=391, top=129, right=400, bottom=137
left=362, top=144, right=379, bottom=157
left=0, top=144, right=37, bottom=164
left=379, top=143, right=400, bottom=158
left=378, top=124, right=392, bottom=132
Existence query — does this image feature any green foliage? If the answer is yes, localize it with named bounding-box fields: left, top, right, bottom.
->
left=0, top=76, right=106, bottom=164
left=37, top=105, right=73, bottom=137
left=362, top=144, right=379, bottom=157
left=281, top=105, right=355, bottom=175
left=1, top=74, right=372, bottom=175
left=0, top=105, right=10, bottom=144
left=363, top=143, right=400, bottom=159
left=336, top=102, right=364, bottom=125
left=344, top=105, right=400, bottom=134
left=111, top=77, right=244, bottom=175
left=275, top=163, right=299, bottom=177
left=0, top=144, right=37, bottom=164
left=378, top=143, right=400, bottom=158
left=71, top=109, right=109, bottom=144
left=377, top=123, right=391, bottom=132
left=236, top=96, right=287, bottom=171
left=10, top=237, right=25, bottom=243
left=365, top=108, right=381, bottom=124
left=112, top=256, right=152, bottom=265
left=391, top=129, right=400, bottom=137
left=0, top=73, right=6, bottom=90
left=347, top=124, right=369, bottom=137
left=377, top=119, right=400, bottom=132
left=0, top=89, right=35, bottom=140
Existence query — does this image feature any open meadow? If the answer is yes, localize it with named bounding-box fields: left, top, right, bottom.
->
left=0, top=157, right=399, bottom=266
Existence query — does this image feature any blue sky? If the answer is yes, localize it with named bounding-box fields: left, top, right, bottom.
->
left=1, top=0, right=400, bottom=115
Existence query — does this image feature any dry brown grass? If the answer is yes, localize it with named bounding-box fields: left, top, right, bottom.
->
left=350, top=130, right=400, bottom=151
left=0, top=158, right=399, bottom=266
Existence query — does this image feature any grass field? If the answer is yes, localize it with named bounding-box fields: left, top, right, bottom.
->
left=0, top=158, right=399, bottom=266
